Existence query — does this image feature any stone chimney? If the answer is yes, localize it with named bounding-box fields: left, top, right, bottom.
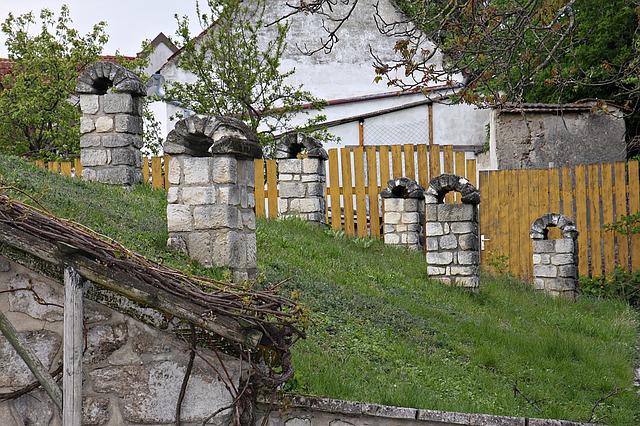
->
left=164, top=115, right=262, bottom=281
left=76, top=61, right=146, bottom=186
left=274, top=133, right=328, bottom=224
left=424, top=174, right=481, bottom=290
left=380, top=177, right=425, bottom=251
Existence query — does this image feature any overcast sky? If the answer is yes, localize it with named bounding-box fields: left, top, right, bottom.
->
left=0, top=0, right=203, bottom=57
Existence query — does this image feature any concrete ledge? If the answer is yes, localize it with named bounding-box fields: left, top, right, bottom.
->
left=258, top=394, right=600, bottom=426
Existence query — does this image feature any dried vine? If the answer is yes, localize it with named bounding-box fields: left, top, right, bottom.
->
left=0, top=187, right=307, bottom=393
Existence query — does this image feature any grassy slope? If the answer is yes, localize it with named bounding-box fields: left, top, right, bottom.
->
left=1, top=156, right=638, bottom=425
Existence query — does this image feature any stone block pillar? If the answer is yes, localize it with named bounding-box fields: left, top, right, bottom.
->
left=530, top=213, right=580, bottom=300
left=76, top=61, right=146, bottom=186
left=275, top=133, right=328, bottom=224
left=424, top=174, right=481, bottom=290
left=380, top=177, right=425, bottom=250
left=164, top=115, right=263, bottom=281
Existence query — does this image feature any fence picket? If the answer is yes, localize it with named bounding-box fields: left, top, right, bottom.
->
left=151, top=157, right=163, bottom=189
left=391, top=145, right=403, bottom=179
left=549, top=168, right=560, bottom=213
left=404, top=144, right=415, bottom=180
left=574, top=165, right=589, bottom=276
left=588, top=164, right=603, bottom=276
left=254, top=160, right=266, bottom=218
left=142, top=157, right=150, bottom=184
left=428, top=144, right=440, bottom=181
left=454, top=151, right=466, bottom=203
left=353, top=147, right=368, bottom=237
left=266, top=159, right=278, bottom=219
left=341, top=148, right=355, bottom=236
left=628, top=161, right=640, bottom=271
left=366, top=146, right=381, bottom=238
left=613, top=162, right=629, bottom=269
left=74, top=158, right=82, bottom=178
left=328, top=149, right=341, bottom=230
left=517, top=170, right=531, bottom=278
left=417, top=144, right=429, bottom=189
left=443, top=145, right=454, bottom=203
left=601, top=163, right=616, bottom=274
left=60, top=162, right=72, bottom=177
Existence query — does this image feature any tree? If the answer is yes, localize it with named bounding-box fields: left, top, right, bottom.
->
left=165, top=0, right=326, bottom=147
left=0, top=6, right=108, bottom=160
left=281, top=1, right=640, bottom=136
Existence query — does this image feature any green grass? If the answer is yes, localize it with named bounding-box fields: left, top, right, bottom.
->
left=1, top=155, right=638, bottom=425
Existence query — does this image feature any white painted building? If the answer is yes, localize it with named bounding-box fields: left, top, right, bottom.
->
left=144, top=0, right=490, bottom=157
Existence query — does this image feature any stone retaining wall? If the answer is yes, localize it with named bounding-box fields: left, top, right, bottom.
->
left=0, top=255, right=240, bottom=426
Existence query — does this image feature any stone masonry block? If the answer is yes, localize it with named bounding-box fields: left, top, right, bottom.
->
left=187, top=232, right=213, bottom=267
left=290, top=198, right=323, bottom=213
left=385, top=212, right=402, bottom=224
left=80, top=117, right=95, bottom=134
left=115, top=114, right=143, bottom=134
left=80, top=135, right=101, bottom=148
left=426, top=252, right=454, bottom=265
left=457, top=251, right=479, bottom=265
left=450, top=265, right=477, bottom=276
left=425, top=222, right=444, bottom=236
left=278, top=198, right=289, bottom=214
left=424, top=204, right=439, bottom=221
left=555, top=238, right=576, bottom=253
left=306, top=181, right=325, bottom=197
left=279, top=182, right=307, bottom=198
left=533, top=278, right=546, bottom=290
left=167, top=204, right=193, bottom=232
left=384, top=233, right=400, bottom=245
left=383, top=198, right=401, bottom=212
left=193, top=205, right=239, bottom=230
left=167, top=187, right=179, bottom=204
left=218, top=185, right=240, bottom=205
left=278, top=159, right=302, bottom=174
left=401, top=212, right=420, bottom=224
left=439, top=234, right=458, bottom=250
left=102, top=133, right=138, bottom=148
left=103, top=93, right=134, bottom=113
left=241, top=210, right=256, bottom=230
left=426, top=237, right=439, bottom=251
left=302, top=158, right=324, bottom=174
left=534, top=265, right=557, bottom=278
left=95, top=116, right=114, bottom=132
left=80, top=94, right=99, bottom=114
left=551, top=253, right=575, bottom=266
left=110, top=147, right=136, bottom=166
left=427, top=266, right=446, bottom=275
left=532, top=239, right=555, bottom=253
left=168, top=157, right=181, bottom=185
left=437, top=204, right=475, bottom=222
left=93, top=167, right=138, bottom=185
left=211, top=155, right=237, bottom=184
left=181, top=187, right=216, bottom=205
left=558, top=265, right=577, bottom=278
left=81, top=149, right=108, bottom=167
left=458, top=234, right=478, bottom=250
left=451, top=222, right=476, bottom=234
left=184, top=157, right=212, bottom=185
left=401, top=233, right=420, bottom=244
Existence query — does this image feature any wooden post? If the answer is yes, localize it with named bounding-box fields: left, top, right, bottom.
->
left=0, top=308, right=63, bottom=411
left=64, top=266, right=83, bottom=425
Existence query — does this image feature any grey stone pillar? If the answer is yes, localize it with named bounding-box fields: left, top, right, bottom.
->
left=530, top=213, right=580, bottom=300
left=164, top=115, right=263, bottom=281
left=76, top=61, right=146, bottom=186
left=380, top=177, right=425, bottom=250
left=424, top=174, right=481, bottom=290
left=275, top=133, right=328, bottom=224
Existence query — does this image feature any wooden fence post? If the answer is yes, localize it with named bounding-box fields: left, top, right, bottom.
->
left=64, top=266, right=83, bottom=425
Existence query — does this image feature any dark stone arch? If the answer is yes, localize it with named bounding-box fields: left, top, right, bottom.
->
left=530, top=213, right=579, bottom=240
left=76, top=61, right=146, bottom=96
left=274, top=133, right=328, bottom=160
left=380, top=177, right=425, bottom=199
left=425, top=173, right=480, bottom=205
left=164, top=115, right=262, bottom=159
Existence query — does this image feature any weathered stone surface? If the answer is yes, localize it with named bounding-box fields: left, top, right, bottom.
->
left=439, top=235, right=458, bottom=250
left=103, top=93, right=134, bottom=113
left=82, top=396, right=110, bottom=425
left=167, top=204, right=193, bottom=232
left=7, top=274, right=63, bottom=322
left=14, top=388, right=55, bottom=426
left=80, top=94, right=100, bottom=114
left=425, top=222, right=444, bottom=236
left=427, top=252, right=453, bottom=265
left=0, top=256, right=11, bottom=272
left=534, top=265, right=557, bottom=278
left=95, top=116, right=114, bottom=132
left=0, top=330, right=61, bottom=387
left=437, top=204, right=475, bottom=222
left=115, top=114, right=143, bottom=134
left=279, top=159, right=303, bottom=174
left=84, top=322, right=128, bottom=363
left=81, top=149, right=108, bottom=167
left=380, top=177, right=425, bottom=199
left=184, top=157, right=212, bottom=184
left=194, top=205, right=239, bottom=229
left=211, top=155, right=238, bottom=184
left=91, top=360, right=236, bottom=424
left=458, top=234, right=478, bottom=250
left=80, top=117, right=96, bottom=134
left=384, top=233, right=400, bottom=245
left=182, top=187, right=217, bottom=205
left=110, top=147, right=135, bottom=166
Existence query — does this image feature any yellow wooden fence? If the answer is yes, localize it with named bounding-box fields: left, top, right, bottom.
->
left=479, top=161, right=640, bottom=279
